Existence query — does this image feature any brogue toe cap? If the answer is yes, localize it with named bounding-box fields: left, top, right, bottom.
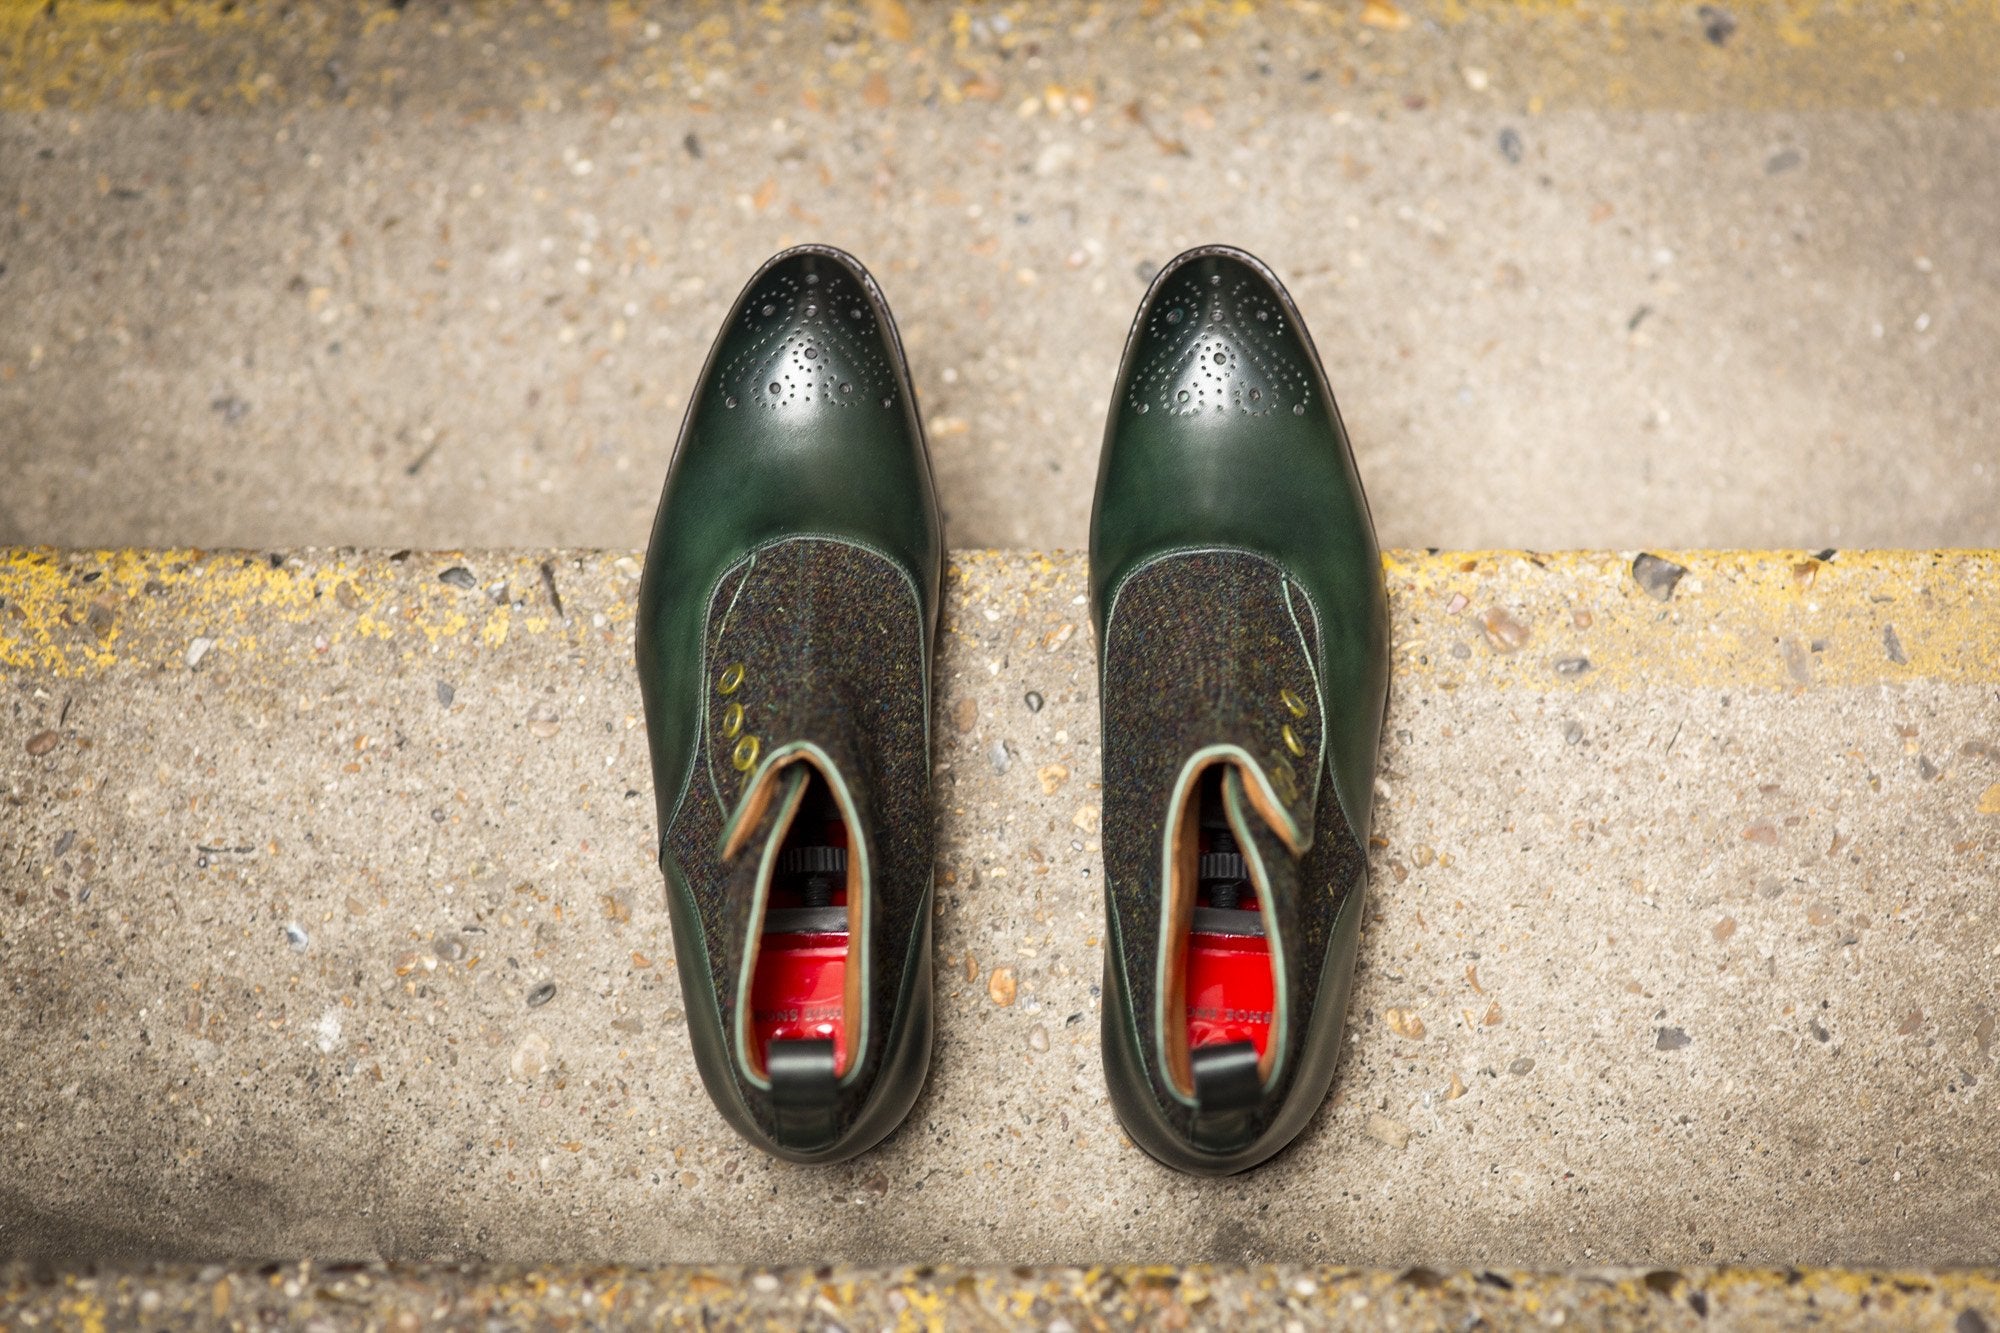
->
left=704, top=247, right=908, bottom=419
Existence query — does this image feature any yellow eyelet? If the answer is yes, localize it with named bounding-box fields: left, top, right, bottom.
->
left=721, top=702, right=744, bottom=738
left=1272, top=767, right=1300, bottom=805
left=717, top=662, right=745, bottom=695
left=732, top=735, right=761, bottom=771
left=1282, top=723, right=1306, bottom=757
left=1280, top=687, right=1307, bottom=718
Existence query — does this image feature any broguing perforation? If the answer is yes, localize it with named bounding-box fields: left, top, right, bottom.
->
left=716, top=260, right=902, bottom=412
left=1126, top=267, right=1316, bottom=418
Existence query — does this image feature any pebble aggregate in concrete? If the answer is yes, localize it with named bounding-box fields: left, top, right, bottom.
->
left=2, top=1262, right=1999, bottom=1331
left=1, top=1, right=1996, bottom=553
left=1, top=547, right=1996, bottom=1267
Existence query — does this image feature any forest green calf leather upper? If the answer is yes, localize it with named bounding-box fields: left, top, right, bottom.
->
left=636, top=246, right=941, bottom=1162
left=1091, top=245, right=1388, bottom=1174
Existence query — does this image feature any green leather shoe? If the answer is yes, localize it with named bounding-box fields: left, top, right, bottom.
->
left=635, top=246, right=942, bottom=1163
left=1090, top=245, right=1388, bottom=1175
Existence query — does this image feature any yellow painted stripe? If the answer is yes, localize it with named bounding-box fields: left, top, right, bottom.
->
left=1, top=0, right=1995, bottom=114
left=3, top=547, right=1994, bottom=690
left=1380, top=547, right=2000, bottom=691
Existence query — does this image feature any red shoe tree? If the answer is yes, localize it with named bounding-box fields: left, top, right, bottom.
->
left=1182, top=820, right=1274, bottom=1065
left=752, top=814, right=852, bottom=1073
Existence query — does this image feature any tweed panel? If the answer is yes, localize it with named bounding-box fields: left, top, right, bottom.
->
left=664, top=536, right=930, bottom=1131
left=1100, top=548, right=1365, bottom=1138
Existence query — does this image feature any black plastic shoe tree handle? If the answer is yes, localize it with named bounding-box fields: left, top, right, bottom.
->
left=767, top=1038, right=841, bottom=1149
left=1190, top=1040, right=1262, bottom=1150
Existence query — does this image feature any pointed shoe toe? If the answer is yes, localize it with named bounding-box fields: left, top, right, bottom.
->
left=1091, top=246, right=1389, bottom=1175
left=637, top=246, right=941, bottom=1162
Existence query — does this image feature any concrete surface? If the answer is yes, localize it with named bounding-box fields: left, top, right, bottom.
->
left=5, top=1262, right=2000, bottom=1332
left=3, top=545, right=1996, bottom=1269
left=3, top=0, right=1998, bottom=554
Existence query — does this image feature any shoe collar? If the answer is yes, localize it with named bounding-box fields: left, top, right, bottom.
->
left=718, top=739, right=875, bottom=1091
left=1154, top=744, right=1302, bottom=1107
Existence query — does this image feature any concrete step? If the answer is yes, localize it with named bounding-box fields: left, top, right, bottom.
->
left=4, top=1261, right=2000, bottom=1331
left=3, top=0, right=1997, bottom=553
left=2, top=546, right=1996, bottom=1269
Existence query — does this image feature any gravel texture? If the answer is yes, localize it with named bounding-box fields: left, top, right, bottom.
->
left=4, top=1261, right=2000, bottom=1331
left=1, top=0, right=1996, bottom=552
left=2, top=547, right=1995, bottom=1268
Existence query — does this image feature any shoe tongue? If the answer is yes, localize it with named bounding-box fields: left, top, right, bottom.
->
left=719, top=740, right=867, bottom=865
left=1217, top=763, right=1302, bottom=906
left=722, top=761, right=807, bottom=863
left=1187, top=750, right=1304, bottom=858
left=716, top=744, right=873, bottom=929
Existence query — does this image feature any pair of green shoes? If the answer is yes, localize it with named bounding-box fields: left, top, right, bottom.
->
left=635, top=245, right=1387, bottom=1176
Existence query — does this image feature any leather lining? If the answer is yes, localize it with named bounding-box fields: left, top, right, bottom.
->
left=1221, top=766, right=1287, bottom=1085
